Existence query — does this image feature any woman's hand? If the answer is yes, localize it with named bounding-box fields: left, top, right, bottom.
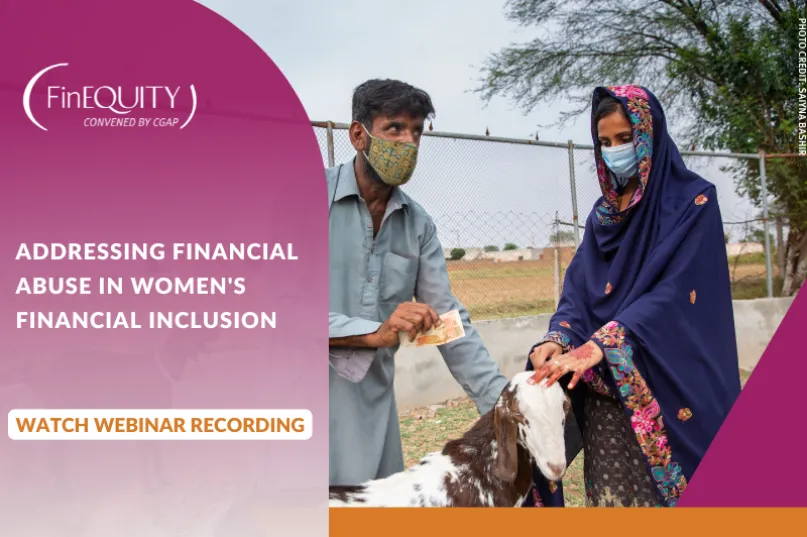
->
left=528, top=341, right=604, bottom=389
left=529, top=341, right=563, bottom=371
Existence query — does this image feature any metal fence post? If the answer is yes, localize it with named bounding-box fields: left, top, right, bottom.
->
left=759, top=151, right=774, bottom=298
left=553, top=212, right=560, bottom=308
left=567, top=140, right=580, bottom=249
left=326, top=121, right=335, bottom=167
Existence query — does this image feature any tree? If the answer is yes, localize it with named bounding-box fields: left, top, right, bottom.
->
left=744, top=227, right=777, bottom=257
left=450, top=248, right=466, bottom=261
left=475, top=0, right=806, bottom=295
left=503, top=243, right=518, bottom=251
left=484, top=245, right=500, bottom=252
left=549, top=230, right=576, bottom=245
left=745, top=228, right=772, bottom=245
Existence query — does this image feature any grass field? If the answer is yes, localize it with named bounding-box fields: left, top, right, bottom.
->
left=447, top=252, right=778, bottom=320
left=400, top=369, right=752, bottom=507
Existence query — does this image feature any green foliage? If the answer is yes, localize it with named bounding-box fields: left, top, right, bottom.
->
left=450, top=248, right=466, bottom=261
left=484, top=245, right=500, bottom=252
left=476, top=0, right=806, bottom=292
left=503, top=243, right=518, bottom=250
left=685, top=7, right=807, bottom=232
left=745, top=228, right=774, bottom=246
left=550, top=230, right=575, bottom=244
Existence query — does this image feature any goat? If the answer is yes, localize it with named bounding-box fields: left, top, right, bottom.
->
left=329, top=371, right=570, bottom=507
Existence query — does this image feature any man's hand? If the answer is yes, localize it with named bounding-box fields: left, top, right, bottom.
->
left=529, top=341, right=563, bottom=371
left=371, top=302, right=441, bottom=348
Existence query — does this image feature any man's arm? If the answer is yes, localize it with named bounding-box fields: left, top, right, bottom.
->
left=330, top=303, right=440, bottom=349
left=413, top=219, right=509, bottom=415
left=329, top=312, right=382, bottom=348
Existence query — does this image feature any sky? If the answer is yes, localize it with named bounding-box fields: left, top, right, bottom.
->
left=196, top=0, right=760, bottom=249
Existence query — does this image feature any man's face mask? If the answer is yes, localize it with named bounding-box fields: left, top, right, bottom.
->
left=362, top=124, right=419, bottom=186
left=600, top=142, right=638, bottom=187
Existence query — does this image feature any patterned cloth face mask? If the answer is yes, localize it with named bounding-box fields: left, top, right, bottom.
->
left=362, top=124, right=419, bottom=186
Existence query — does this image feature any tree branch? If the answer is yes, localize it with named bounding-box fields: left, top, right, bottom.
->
left=658, top=0, right=714, bottom=41
left=758, top=0, right=783, bottom=23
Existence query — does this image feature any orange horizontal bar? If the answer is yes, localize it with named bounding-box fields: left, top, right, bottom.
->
left=330, top=508, right=807, bottom=537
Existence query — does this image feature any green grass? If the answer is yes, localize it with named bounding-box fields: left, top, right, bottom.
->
left=730, top=276, right=784, bottom=300
left=399, top=368, right=754, bottom=507
left=463, top=299, right=556, bottom=320
left=728, top=253, right=769, bottom=265
left=447, top=263, right=556, bottom=281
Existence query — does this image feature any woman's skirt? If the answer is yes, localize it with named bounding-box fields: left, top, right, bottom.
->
left=582, top=387, right=664, bottom=507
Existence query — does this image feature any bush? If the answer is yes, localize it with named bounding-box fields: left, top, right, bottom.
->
left=484, top=245, right=499, bottom=252
left=503, top=243, right=517, bottom=251
left=550, top=231, right=575, bottom=244
left=449, top=248, right=466, bottom=261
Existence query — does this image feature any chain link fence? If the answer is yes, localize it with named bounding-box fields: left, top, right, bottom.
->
left=314, top=121, right=781, bottom=320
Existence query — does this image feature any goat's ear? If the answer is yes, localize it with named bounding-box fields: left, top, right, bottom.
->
left=492, top=391, right=519, bottom=483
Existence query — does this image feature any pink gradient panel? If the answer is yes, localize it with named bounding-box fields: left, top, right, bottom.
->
left=0, top=0, right=328, bottom=535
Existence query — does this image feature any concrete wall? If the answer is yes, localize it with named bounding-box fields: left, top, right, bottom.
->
left=442, top=247, right=542, bottom=262
left=393, top=296, right=794, bottom=412
left=482, top=248, right=541, bottom=262
left=732, top=296, right=794, bottom=369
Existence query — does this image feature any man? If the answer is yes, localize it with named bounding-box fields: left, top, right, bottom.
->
left=327, top=79, right=510, bottom=486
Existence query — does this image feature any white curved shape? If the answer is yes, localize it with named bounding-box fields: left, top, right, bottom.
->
left=23, top=62, right=68, bottom=132
left=179, top=84, right=197, bottom=130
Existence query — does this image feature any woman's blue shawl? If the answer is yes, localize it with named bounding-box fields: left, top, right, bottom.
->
left=523, top=85, right=742, bottom=508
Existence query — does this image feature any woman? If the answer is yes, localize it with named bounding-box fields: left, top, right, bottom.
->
left=523, top=85, right=741, bottom=508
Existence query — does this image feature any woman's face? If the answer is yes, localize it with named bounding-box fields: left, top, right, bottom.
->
left=597, top=111, right=632, bottom=148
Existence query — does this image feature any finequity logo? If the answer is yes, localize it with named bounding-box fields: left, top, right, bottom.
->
left=23, top=62, right=197, bottom=131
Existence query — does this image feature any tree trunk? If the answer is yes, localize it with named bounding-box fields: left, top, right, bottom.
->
left=775, top=217, right=785, bottom=277
left=781, top=227, right=807, bottom=296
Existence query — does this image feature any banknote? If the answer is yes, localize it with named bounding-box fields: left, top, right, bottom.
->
left=398, top=309, right=465, bottom=348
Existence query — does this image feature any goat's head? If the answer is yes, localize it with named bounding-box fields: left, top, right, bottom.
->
left=492, top=371, right=570, bottom=484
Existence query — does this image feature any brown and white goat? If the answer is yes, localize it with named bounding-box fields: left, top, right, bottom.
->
left=329, top=372, right=570, bottom=507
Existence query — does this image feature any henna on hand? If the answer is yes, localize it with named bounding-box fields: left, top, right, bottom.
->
left=567, top=342, right=603, bottom=389
left=568, top=367, right=586, bottom=390
left=533, top=342, right=604, bottom=388
left=569, top=342, right=596, bottom=362
left=542, top=342, right=604, bottom=388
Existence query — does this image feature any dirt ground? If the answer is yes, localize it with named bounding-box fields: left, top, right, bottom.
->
left=446, top=254, right=776, bottom=320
